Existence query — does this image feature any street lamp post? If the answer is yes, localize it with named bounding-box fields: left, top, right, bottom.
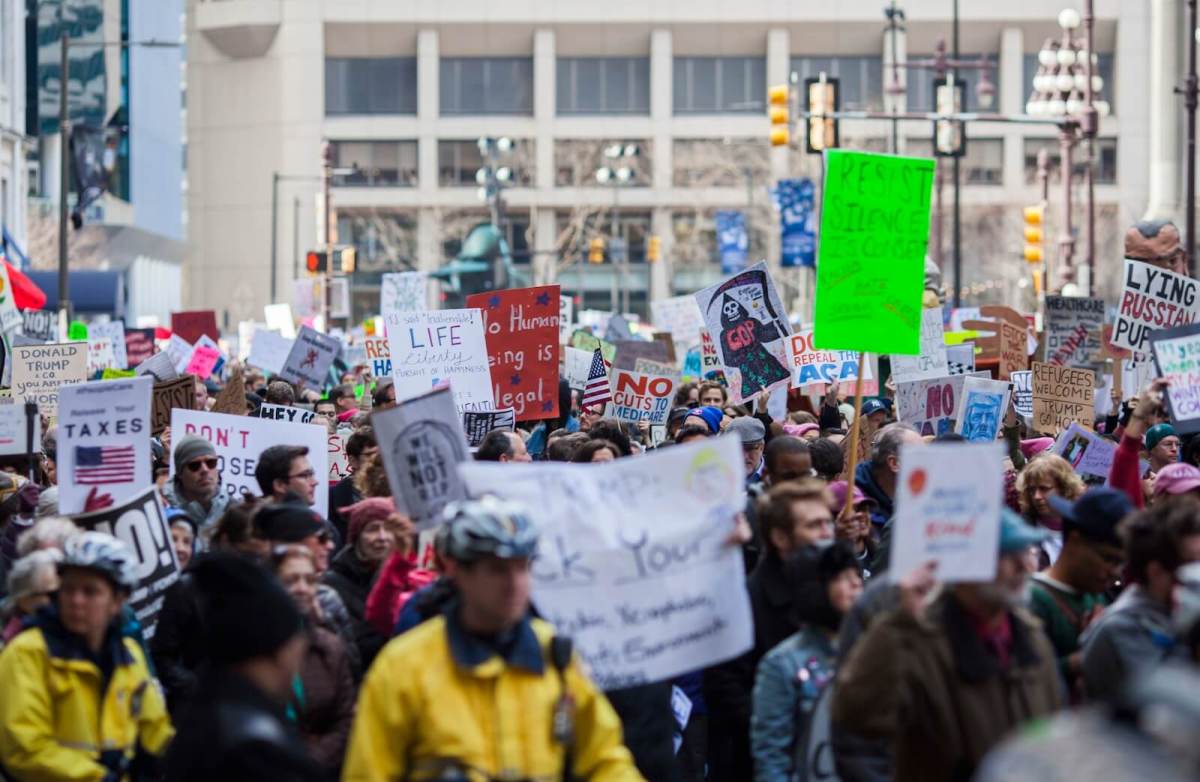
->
left=1183, top=1, right=1199, bottom=275
left=475, top=136, right=515, bottom=291
left=595, top=144, right=639, bottom=314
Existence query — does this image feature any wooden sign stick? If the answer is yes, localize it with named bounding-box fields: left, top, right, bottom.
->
left=841, top=351, right=868, bottom=519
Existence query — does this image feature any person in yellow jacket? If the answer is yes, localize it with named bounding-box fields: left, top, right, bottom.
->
left=0, top=532, right=173, bottom=781
left=343, top=496, right=644, bottom=782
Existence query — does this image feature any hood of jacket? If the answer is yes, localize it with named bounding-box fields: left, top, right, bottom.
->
left=855, top=461, right=893, bottom=525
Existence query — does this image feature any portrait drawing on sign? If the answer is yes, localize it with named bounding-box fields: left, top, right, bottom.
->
left=961, top=392, right=1002, bottom=443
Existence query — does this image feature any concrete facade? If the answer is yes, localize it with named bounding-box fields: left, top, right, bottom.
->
left=186, top=0, right=1153, bottom=327
left=0, top=0, right=28, bottom=256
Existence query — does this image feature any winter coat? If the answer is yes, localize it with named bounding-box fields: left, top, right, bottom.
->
left=1080, top=584, right=1180, bottom=701
left=853, top=462, right=893, bottom=528
left=297, top=626, right=356, bottom=778
left=166, top=668, right=324, bottom=782
left=321, top=547, right=386, bottom=665
left=751, top=626, right=838, bottom=782
left=326, top=476, right=360, bottom=544
left=1107, top=435, right=1145, bottom=510
left=605, top=682, right=679, bottom=782
left=162, top=478, right=231, bottom=530
left=151, top=569, right=207, bottom=716
left=0, top=606, right=173, bottom=781
left=832, top=590, right=1063, bottom=782
left=363, top=550, right=437, bottom=637
left=314, top=584, right=361, bottom=680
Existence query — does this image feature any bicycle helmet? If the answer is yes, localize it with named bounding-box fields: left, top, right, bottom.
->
left=441, top=496, right=539, bottom=563
left=60, top=531, right=139, bottom=593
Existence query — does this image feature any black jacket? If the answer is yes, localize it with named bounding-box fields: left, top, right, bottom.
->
left=326, top=476, right=360, bottom=544
left=321, top=546, right=386, bottom=666
left=166, top=668, right=324, bottom=782
left=605, top=682, right=680, bottom=782
left=150, top=571, right=204, bottom=716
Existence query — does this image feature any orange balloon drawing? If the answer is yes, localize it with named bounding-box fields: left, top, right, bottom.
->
left=908, top=468, right=927, bottom=496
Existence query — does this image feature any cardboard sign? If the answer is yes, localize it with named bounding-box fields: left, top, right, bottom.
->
left=606, top=369, right=679, bottom=425
left=364, top=336, right=391, bottom=377
left=165, top=334, right=193, bottom=374
left=90, top=321, right=128, bottom=370
left=74, top=487, right=179, bottom=639
left=248, top=329, right=294, bottom=375
left=124, top=328, right=156, bottom=368
left=954, top=376, right=1011, bottom=443
left=21, top=309, right=56, bottom=342
left=171, top=408, right=329, bottom=512
left=651, top=295, right=705, bottom=353
left=460, top=436, right=754, bottom=690
left=1111, top=259, right=1200, bottom=354
left=997, top=320, right=1028, bottom=381
left=0, top=264, right=23, bottom=334
left=13, top=342, right=87, bottom=417
left=462, top=407, right=517, bottom=448
left=152, top=375, right=195, bottom=436
left=259, top=402, right=316, bottom=425
left=891, top=442, right=1004, bottom=583
left=612, top=339, right=674, bottom=372
left=1150, top=323, right=1200, bottom=434
left=813, top=150, right=934, bottom=355
left=961, top=306, right=1028, bottom=363
left=279, top=325, right=340, bottom=389
left=1032, top=361, right=1095, bottom=435
left=467, top=285, right=561, bottom=421
left=1011, top=370, right=1034, bottom=421
left=211, top=367, right=248, bottom=416
left=135, top=352, right=178, bottom=384
left=895, top=372, right=989, bottom=438
left=380, top=271, right=428, bottom=317
left=57, top=376, right=153, bottom=514
left=372, top=386, right=469, bottom=529
left=789, top=326, right=877, bottom=394
left=890, top=307, right=949, bottom=383
left=171, top=310, right=219, bottom=346
left=694, top=261, right=793, bottom=404
left=0, top=405, right=41, bottom=456
left=385, top=308, right=493, bottom=412
left=1045, top=295, right=1104, bottom=365
left=328, top=432, right=350, bottom=484
left=564, top=346, right=596, bottom=391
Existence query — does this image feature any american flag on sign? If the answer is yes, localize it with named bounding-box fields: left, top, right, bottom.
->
left=75, top=445, right=137, bottom=485
left=580, top=348, right=612, bottom=410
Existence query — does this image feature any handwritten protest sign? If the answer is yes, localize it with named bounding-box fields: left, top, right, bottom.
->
left=606, top=369, right=679, bottom=425
left=87, top=337, right=117, bottom=375
left=385, top=308, right=493, bottom=411
left=895, top=371, right=989, bottom=438
left=135, top=352, right=178, bottom=384
left=90, top=321, right=128, bottom=370
left=694, top=261, right=792, bottom=404
left=13, top=342, right=87, bottom=417
left=1111, top=259, right=1200, bottom=354
left=1053, top=422, right=1149, bottom=483
left=890, top=307, right=949, bottom=383
left=813, top=150, right=934, bottom=355
left=1045, top=295, right=1104, bottom=365
left=364, top=336, right=391, bottom=377
left=1032, top=361, right=1095, bottom=435
left=74, top=487, right=178, bottom=638
left=0, top=405, right=40, bottom=456
left=633, top=358, right=679, bottom=377
left=21, top=309, right=56, bottom=342
left=462, top=408, right=517, bottom=448
left=170, top=310, right=219, bottom=346
left=124, top=328, right=156, bottom=368
left=789, top=325, right=877, bottom=394
left=57, top=376, right=153, bottom=514
left=1150, top=323, right=1200, bottom=433
left=259, top=402, right=315, bottom=425
left=248, top=329, right=294, bottom=375
left=1011, top=370, right=1033, bottom=421
left=892, top=442, right=1004, bottom=582
left=380, top=271, right=428, bottom=317
left=467, top=285, right=561, bottom=421
left=279, top=325, right=340, bottom=388
left=559, top=295, right=574, bottom=344
left=328, top=432, right=350, bottom=483
left=460, top=436, right=754, bottom=689
left=998, top=320, right=1028, bottom=381
left=172, top=408, right=329, bottom=512
left=372, top=386, right=469, bottom=528
left=955, top=376, right=1011, bottom=443
left=651, top=295, right=705, bottom=353
left=151, top=375, right=194, bottom=436
left=699, top=329, right=726, bottom=384
left=184, top=342, right=221, bottom=379
left=570, top=330, right=617, bottom=364
left=564, top=346, right=596, bottom=391
left=165, top=334, right=192, bottom=374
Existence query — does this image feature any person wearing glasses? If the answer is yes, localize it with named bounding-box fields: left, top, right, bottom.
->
left=256, top=445, right=322, bottom=508
left=162, top=434, right=231, bottom=530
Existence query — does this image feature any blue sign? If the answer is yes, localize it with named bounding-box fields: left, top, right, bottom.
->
left=771, top=178, right=816, bottom=268
left=715, top=211, right=749, bottom=275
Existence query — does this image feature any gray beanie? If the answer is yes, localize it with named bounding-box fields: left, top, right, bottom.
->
left=174, top=435, right=217, bottom=470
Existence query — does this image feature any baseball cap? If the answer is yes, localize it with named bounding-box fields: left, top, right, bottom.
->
left=1048, top=487, right=1133, bottom=548
left=1153, top=462, right=1200, bottom=497
left=728, top=416, right=766, bottom=445
left=999, top=508, right=1050, bottom=554
left=861, top=398, right=888, bottom=418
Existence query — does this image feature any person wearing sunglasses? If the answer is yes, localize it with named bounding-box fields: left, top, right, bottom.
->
left=162, top=434, right=231, bottom=531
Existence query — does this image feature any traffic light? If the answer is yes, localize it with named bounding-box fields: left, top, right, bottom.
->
left=934, top=76, right=967, bottom=157
left=647, top=235, right=662, bottom=263
left=1022, top=205, right=1045, bottom=263
left=305, top=250, right=327, bottom=274
left=768, top=84, right=790, bottom=147
left=804, top=75, right=840, bottom=154
left=588, top=237, right=606, bottom=264
left=335, top=246, right=356, bottom=273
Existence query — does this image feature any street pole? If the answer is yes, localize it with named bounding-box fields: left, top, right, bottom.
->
left=934, top=164, right=945, bottom=272
left=270, top=172, right=279, bottom=304
left=1060, top=127, right=1076, bottom=285
left=292, top=196, right=300, bottom=283
left=609, top=185, right=619, bottom=313
left=57, top=31, right=70, bottom=339
left=1083, top=0, right=1098, bottom=294
left=951, top=0, right=962, bottom=309
left=321, top=141, right=333, bottom=331
left=1186, top=0, right=1198, bottom=275
left=1037, top=148, right=1051, bottom=314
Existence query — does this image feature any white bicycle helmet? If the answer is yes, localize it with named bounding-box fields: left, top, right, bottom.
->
left=60, top=531, right=139, bottom=593
left=441, top=496, right=539, bottom=563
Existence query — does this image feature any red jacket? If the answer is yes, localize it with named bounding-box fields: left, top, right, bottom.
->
left=363, top=551, right=437, bottom=636
left=1108, top=434, right=1145, bottom=510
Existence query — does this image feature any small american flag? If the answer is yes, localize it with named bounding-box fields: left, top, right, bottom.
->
left=580, top=348, right=612, bottom=410
left=75, top=445, right=137, bottom=485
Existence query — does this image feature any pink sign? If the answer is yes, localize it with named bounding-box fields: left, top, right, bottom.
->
left=185, top=345, right=221, bottom=379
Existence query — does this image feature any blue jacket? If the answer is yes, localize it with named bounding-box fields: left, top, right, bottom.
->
left=854, top=461, right=893, bottom=527
left=751, top=626, right=838, bottom=782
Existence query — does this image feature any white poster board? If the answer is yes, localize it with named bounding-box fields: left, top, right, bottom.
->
left=651, top=295, right=705, bottom=353
left=1110, top=259, right=1200, bottom=354
left=248, top=329, right=294, bottom=375
left=563, top=346, right=595, bottom=391
left=259, top=402, right=316, bottom=425
left=264, top=303, right=296, bottom=339
left=385, top=308, right=494, bottom=411
left=380, top=271, right=428, bottom=317
left=279, top=325, right=340, bottom=388
left=90, top=321, right=128, bottom=370
left=890, top=307, right=949, bottom=383
left=0, top=405, right=40, bottom=456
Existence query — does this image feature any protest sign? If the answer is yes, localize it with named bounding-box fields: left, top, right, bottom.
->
left=895, top=371, right=989, bottom=438
left=87, top=337, right=117, bottom=375
left=604, top=313, right=634, bottom=343
left=998, top=320, right=1028, bottom=381
left=248, top=329, right=293, bottom=375
left=1111, top=259, right=1200, bottom=354
left=372, top=386, right=469, bottom=528
left=612, top=339, right=674, bottom=372
left=0, top=264, right=22, bottom=334
left=699, top=330, right=726, bottom=383
left=328, top=432, right=350, bottom=483
left=460, top=436, right=754, bottom=689
left=364, top=336, right=391, bottom=377
left=606, top=369, right=678, bottom=425
left=890, top=307, right=949, bottom=383
left=380, top=271, right=428, bottom=317
left=151, top=375, right=194, bottom=436
left=462, top=408, right=517, bottom=448
left=891, top=442, right=1004, bottom=582
left=467, top=285, right=561, bottom=421
left=102, top=369, right=135, bottom=380
left=1045, top=295, right=1104, bottom=365
left=385, top=308, right=493, bottom=412
left=954, top=376, right=1011, bottom=443
left=789, top=326, right=877, bottom=394
left=279, top=325, right=340, bottom=389
left=564, top=346, right=595, bottom=390
left=259, top=402, right=316, bottom=425
left=813, top=150, right=934, bottom=355
left=1032, top=361, right=1095, bottom=435
left=559, top=295, right=574, bottom=344
left=1150, top=323, right=1200, bottom=433
left=1011, top=370, right=1034, bottom=421
left=651, top=295, right=705, bottom=353
left=946, top=343, right=976, bottom=375
left=570, top=330, right=617, bottom=364
left=633, top=358, right=679, bottom=377
left=135, top=352, right=178, bottom=384
left=0, top=404, right=40, bottom=456
left=124, top=327, right=156, bottom=368
left=170, top=310, right=219, bottom=346
left=165, top=334, right=192, bottom=373
left=1052, top=422, right=1149, bottom=482
left=264, top=303, right=296, bottom=338
left=21, top=309, right=56, bottom=342
left=57, top=376, right=153, bottom=514
left=694, top=261, right=793, bottom=404
left=74, top=487, right=178, bottom=638
left=184, top=342, right=221, bottom=379
left=211, top=367, right=248, bottom=416
left=13, top=342, right=87, bottom=417
left=90, top=321, right=128, bottom=370
left=171, top=408, right=329, bottom=512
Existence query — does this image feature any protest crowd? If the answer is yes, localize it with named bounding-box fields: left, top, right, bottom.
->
left=4, top=148, right=1200, bottom=782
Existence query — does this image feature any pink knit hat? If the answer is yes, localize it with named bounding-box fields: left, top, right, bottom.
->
left=1019, top=438, right=1055, bottom=460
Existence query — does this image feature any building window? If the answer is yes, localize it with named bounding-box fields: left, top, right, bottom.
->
left=440, top=58, right=534, bottom=115
left=441, top=210, right=532, bottom=264
left=906, top=55, right=1000, bottom=112
left=673, top=57, right=766, bottom=114
left=1023, top=52, right=1115, bottom=114
left=330, top=141, right=418, bottom=187
left=907, top=137, right=1004, bottom=185
left=790, top=56, right=884, bottom=111
left=325, top=58, right=418, bottom=115
left=557, top=57, right=650, bottom=115
left=672, top=140, right=769, bottom=188
left=438, top=139, right=535, bottom=187
left=555, top=140, right=652, bottom=187
left=1023, top=137, right=1117, bottom=185
left=335, top=209, right=418, bottom=272
left=556, top=210, right=651, bottom=265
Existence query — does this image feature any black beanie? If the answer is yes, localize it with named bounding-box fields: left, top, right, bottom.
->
left=190, top=552, right=304, bottom=666
left=255, top=500, right=324, bottom=543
